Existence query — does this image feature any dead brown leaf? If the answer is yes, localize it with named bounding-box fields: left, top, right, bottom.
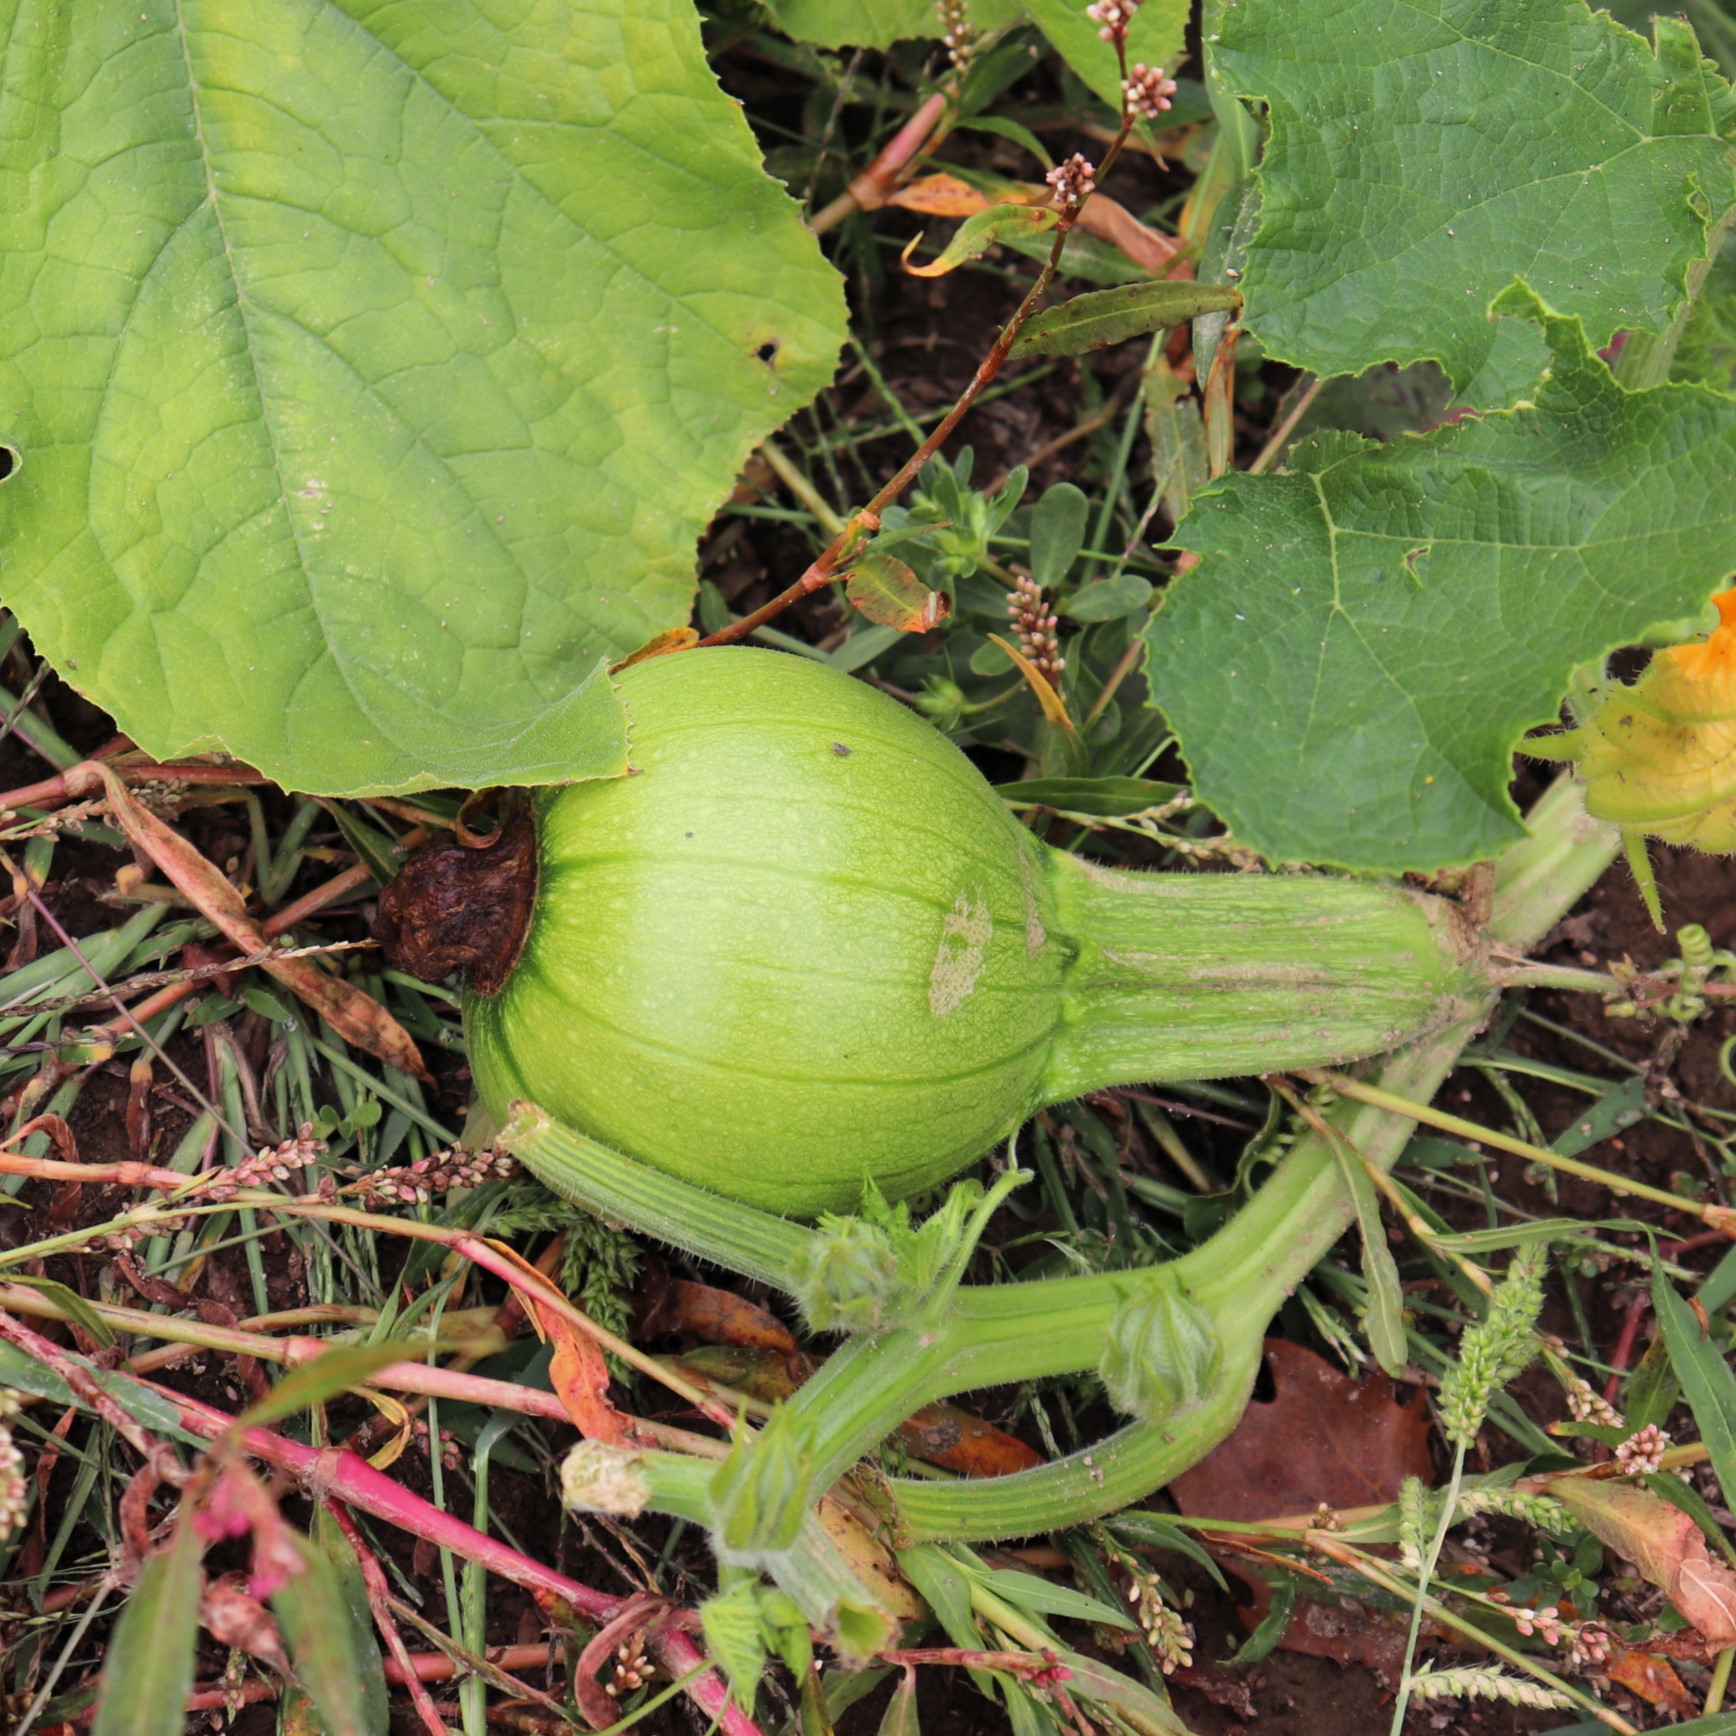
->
left=1555, top=1474, right=1736, bottom=1646
left=1172, top=1339, right=1432, bottom=1521
left=1604, top=1646, right=1699, bottom=1715
left=888, top=174, right=1181, bottom=275
left=95, top=765, right=429, bottom=1081
left=1171, top=1339, right=1433, bottom=1673
left=529, top=1295, right=635, bottom=1448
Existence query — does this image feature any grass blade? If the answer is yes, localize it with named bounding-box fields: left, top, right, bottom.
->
left=1653, top=1274, right=1736, bottom=1512
left=92, top=1520, right=202, bottom=1736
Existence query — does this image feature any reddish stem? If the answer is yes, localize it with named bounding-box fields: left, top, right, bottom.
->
left=698, top=110, right=1136, bottom=650
left=1603, top=1291, right=1652, bottom=1419
left=147, top=1383, right=765, bottom=1736
left=266, top=830, right=427, bottom=938
left=0, top=755, right=267, bottom=816
left=810, top=89, right=951, bottom=234
left=325, top=1496, right=450, bottom=1736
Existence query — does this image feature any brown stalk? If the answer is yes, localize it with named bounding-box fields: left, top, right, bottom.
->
left=698, top=88, right=1139, bottom=650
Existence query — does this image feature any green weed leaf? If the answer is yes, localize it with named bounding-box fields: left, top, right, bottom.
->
left=1215, top=0, right=1736, bottom=398
left=1654, top=1275, right=1736, bottom=1516
left=1148, top=296, right=1736, bottom=869
left=0, top=3, right=845, bottom=796
left=907, top=205, right=1058, bottom=277
left=1062, top=574, right=1152, bottom=623
left=1025, top=0, right=1189, bottom=110
left=761, top=0, right=1019, bottom=50
left=1028, top=483, right=1089, bottom=589
left=237, top=1342, right=426, bottom=1432
left=272, top=1534, right=386, bottom=1736
left=1011, top=282, right=1241, bottom=360
left=93, top=1521, right=203, bottom=1736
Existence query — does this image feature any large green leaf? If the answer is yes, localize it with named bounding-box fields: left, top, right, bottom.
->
left=760, top=0, right=1186, bottom=107
left=0, top=2, right=845, bottom=796
left=1146, top=293, right=1736, bottom=870
left=1212, top=0, right=1736, bottom=398
left=761, top=0, right=1020, bottom=50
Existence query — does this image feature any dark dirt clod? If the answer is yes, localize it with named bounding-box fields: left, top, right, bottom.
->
left=374, top=800, right=537, bottom=997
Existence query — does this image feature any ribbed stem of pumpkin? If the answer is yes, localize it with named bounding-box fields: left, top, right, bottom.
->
left=1038, top=850, right=1482, bottom=1103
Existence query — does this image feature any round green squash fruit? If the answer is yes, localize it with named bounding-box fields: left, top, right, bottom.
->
left=464, top=648, right=1071, bottom=1216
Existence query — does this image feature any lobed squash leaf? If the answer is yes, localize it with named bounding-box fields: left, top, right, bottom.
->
left=1147, top=294, right=1736, bottom=870
left=1211, top=0, right=1736, bottom=402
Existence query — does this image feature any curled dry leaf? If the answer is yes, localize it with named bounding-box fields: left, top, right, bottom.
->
left=640, top=1276, right=803, bottom=1364
left=889, top=173, right=1181, bottom=275
left=1554, top=1475, right=1736, bottom=1648
left=526, top=1294, right=636, bottom=1448
left=94, top=764, right=429, bottom=1080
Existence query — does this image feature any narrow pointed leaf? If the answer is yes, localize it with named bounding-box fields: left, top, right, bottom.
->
left=994, top=775, right=1181, bottom=816
left=272, top=1535, right=384, bottom=1736
left=93, top=1523, right=203, bottom=1736
left=238, top=1342, right=428, bottom=1432
left=1653, top=1276, right=1736, bottom=1515
left=1011, top=283, right=1242, bottom=358
left=904, top=206, right=1058, bottom=278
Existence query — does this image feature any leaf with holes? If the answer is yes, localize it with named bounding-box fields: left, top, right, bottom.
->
left=1146, top=292, right=1736, bottom=869
left=0, top=3, right=845, bottom=796
left=1213, top=0, right=1736, bottom=401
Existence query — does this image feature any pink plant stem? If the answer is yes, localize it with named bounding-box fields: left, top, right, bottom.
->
left=383, top=1643, right=560, bottom=1684
left=0, top=1310, right=159, bottom=1460
left=811, top=89, right=949, bottom=234
left=149, top=1382, right=766, bottom=1736
left=1603, top=1291, right=1652, bottom=1417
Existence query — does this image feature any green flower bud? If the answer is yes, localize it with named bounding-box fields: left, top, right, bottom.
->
left=1099, top=1268, right=1223, bottom=1424
left=913, top=675, right=968, bottom=732
left=790, top=1215, right=907, bottom=1333
left=711, top=1406, right=819, bottom=1556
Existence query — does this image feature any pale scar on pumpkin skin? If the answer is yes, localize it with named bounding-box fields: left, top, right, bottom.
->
left=929, top=892, right=992, bottom=1016
left=1018, top=850, right=1047, bottom=956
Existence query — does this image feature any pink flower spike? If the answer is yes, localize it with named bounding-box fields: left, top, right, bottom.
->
left=1124, top=63, right=1178, bottom=121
